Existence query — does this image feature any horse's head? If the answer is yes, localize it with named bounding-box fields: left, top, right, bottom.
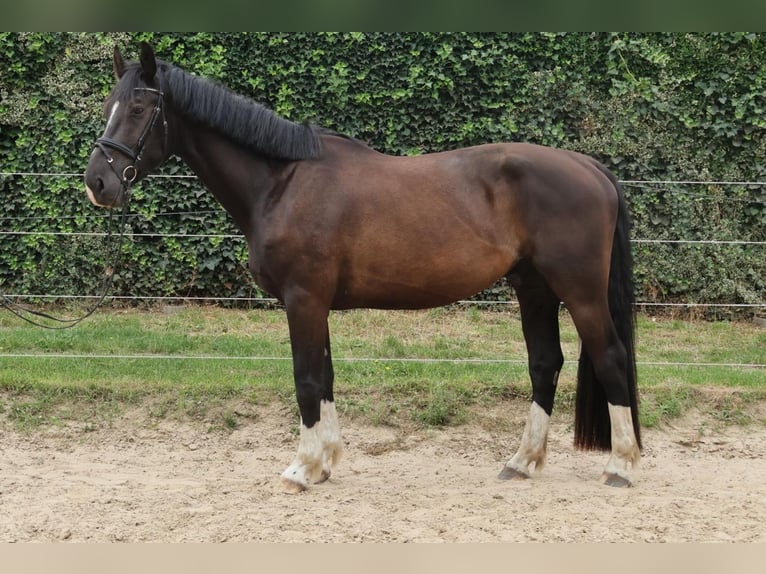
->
left=84, top=42, right=169, bottom=209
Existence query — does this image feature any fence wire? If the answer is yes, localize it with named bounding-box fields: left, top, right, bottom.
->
left=1, top=353, right=762, bottom=369
left=2, top=230, right=765, bottom=246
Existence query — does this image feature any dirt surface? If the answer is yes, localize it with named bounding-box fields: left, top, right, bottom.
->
left=1, top=403, right=764, bottom=543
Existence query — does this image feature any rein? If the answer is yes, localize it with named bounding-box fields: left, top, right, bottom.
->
left=1, top=87, right=167, bottom=330
left=0, top=202, right=131, bottom=329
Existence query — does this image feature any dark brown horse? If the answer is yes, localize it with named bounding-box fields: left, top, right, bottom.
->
left=85, top=42, right=641, bottom=493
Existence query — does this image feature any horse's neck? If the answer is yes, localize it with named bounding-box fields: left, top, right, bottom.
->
left=173, top=123, right=274, bottom=237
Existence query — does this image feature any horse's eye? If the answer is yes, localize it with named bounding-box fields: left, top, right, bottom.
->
left=131, top=106, right=145, bottom=116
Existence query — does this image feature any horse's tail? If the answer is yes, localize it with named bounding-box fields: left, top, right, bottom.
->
left=574, top=168, right=642, bottom=451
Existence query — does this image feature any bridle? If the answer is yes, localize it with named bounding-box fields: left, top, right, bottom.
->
left=94, top=84, right=168, bottom=197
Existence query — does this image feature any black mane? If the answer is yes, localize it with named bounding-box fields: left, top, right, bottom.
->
left=115, top=61, right=322, bottom=161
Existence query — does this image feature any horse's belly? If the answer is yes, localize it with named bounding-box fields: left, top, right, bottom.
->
left=335, top=249, right=513, bottom=310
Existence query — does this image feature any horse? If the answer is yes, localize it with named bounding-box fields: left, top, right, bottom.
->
left=84, top=42, right=641, bottom=493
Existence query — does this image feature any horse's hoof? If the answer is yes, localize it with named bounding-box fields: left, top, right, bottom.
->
left=315, top=469, right=331, bottom=484
left=498, top=466, right=530, bottom=481
left=600, top=472, right=632, bottom=488
left=280, top=476, right=308, bottom=494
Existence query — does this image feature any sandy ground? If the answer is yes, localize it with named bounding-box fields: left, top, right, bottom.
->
left=1, top=402, right=764, bottom=543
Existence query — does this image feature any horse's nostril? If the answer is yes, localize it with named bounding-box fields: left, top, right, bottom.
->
left=85, top=173, right=109, bottom=207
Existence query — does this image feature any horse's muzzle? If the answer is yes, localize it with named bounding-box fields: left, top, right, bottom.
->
left=84, top=154, right=127, bottom=209
left=85, top=184, right=114, bottom=209
left=84, top=175, right=126, bottom=209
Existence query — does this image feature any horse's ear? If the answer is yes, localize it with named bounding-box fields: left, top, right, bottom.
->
left=113, top=46, right=126, bottom=79
left=139, top=41, right=157, bottom=82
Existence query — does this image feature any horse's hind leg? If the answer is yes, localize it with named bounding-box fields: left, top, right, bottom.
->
left=530, top=244, right=640, bottom=487
left=564, top=298, right=640, bottom=487
left=499, top=264, right=564, bottom=480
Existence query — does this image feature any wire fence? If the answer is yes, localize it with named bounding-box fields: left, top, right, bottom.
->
left=1, top=352, right=763, bottom=369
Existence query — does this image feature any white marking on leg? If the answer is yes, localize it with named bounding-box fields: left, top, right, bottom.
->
left=502, top=401, right=550, bottom=478
left=319, top=400, right=343, bottom=476
left=281, top=420, right=324, bottom=493
left=280, top=400, right=343, bottom=493
left=601, top=403, right=640, bottom=485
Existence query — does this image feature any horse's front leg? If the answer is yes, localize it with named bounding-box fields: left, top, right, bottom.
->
left=280, top=297, right=343, bottom=494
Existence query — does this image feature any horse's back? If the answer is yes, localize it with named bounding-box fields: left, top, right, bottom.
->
left=319, top=137, right=616, bottom=209
left=314, top=138, right=620, bottom=255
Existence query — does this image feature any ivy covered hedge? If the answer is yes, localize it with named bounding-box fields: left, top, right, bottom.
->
left=0, top=32, right=763, bottom=312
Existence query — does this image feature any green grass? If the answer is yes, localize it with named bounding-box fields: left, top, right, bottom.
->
left=1, top=306, right=764, bottom=430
